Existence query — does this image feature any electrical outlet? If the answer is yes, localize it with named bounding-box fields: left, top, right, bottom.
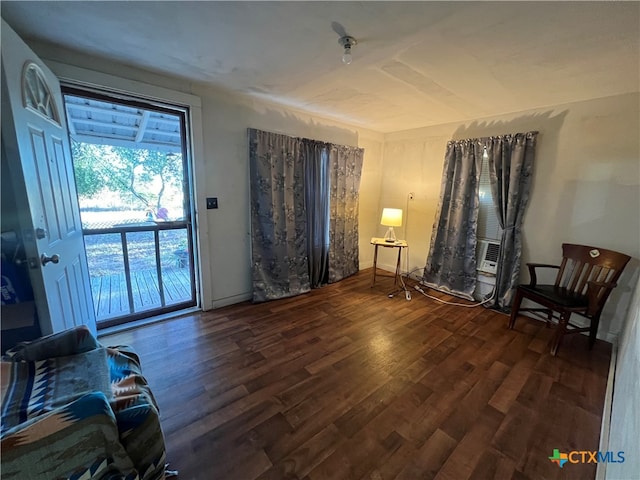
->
left=206, top=197, right=218, bottom=209
left=408, top=192, right=415, bottom=200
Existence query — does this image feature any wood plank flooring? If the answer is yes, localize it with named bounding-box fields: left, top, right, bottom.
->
left=100, top=269, right=611, bottom=480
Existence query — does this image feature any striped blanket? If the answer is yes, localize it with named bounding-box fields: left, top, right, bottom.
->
left=1, top=326, right=166, bottom=480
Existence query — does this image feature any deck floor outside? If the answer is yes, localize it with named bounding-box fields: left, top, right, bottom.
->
left=90, top=267, right=192, bottom=322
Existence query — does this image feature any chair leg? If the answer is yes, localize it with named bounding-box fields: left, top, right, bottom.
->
left=550, top=311, right=571, bottom=356
left=546, top=309, right=553, bottom=328
left=589, top=315, right=600, bottom=350
left=508, top=288, right=524, bottom=329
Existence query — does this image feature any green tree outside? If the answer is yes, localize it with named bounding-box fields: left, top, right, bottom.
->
left=71, top=141, right=183, bottom=213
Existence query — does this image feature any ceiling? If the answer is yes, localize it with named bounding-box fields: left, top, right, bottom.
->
left=2, top=1, right=639, bottom=133
left=64, top=93, right=183, bottom=152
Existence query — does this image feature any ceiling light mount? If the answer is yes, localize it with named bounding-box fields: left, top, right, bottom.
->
left=338, top=35, right=357, bottom=65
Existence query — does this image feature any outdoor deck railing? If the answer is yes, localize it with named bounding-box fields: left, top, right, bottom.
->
left=83, top=221, right=196, bottom=327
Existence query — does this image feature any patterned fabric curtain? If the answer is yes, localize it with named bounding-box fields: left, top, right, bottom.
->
left=422, top=140, right=484, bottom=299
left=327, top=144, right=364, bottom=283
left=303, top=140, right=330, bottom=287
left=248, top=129, right=310, bottom=301
left=249, top=129, right=365, bottom=300
left=484, top=132, right=537, bottom=308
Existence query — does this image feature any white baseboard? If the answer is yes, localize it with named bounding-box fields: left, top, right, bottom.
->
left=359, top=260, right=374, bottom=270
left=373, top=262, right=400, bottom=274
left=211, top=292, right=252, bottom=309
left=596, top=338, right=618, bottom=480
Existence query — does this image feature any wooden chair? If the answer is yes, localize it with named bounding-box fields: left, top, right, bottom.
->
left=508, top=244, right=631, bottom=356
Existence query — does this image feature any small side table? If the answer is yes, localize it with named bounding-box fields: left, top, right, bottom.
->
left=370, top=237, right=408, bottom=289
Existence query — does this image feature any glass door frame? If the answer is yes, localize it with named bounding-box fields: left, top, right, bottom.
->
left=61, top=84, right=200, bottom=328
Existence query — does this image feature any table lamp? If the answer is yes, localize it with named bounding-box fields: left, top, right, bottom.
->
left=381, top=208, right=402, bottom=242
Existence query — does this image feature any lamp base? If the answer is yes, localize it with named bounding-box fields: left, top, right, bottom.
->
left=384, top=227, right=396, bottom=243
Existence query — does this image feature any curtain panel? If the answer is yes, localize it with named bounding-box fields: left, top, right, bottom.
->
left=328, top=144, right=364, bottom=283
left=248, top=129, right=310, bottom=302
left=422, top=140, right=483, bottom=299
left=304, top=140, right=330, bottom=287
left=484, top=131, right=537, bottom=308
left=249, top=129, right=364, bottom=301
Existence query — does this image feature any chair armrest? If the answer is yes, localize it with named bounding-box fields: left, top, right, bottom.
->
left=107, top=346, right=166, bottom=479
left=586, top=280, right=618, bottom=316
left=4, top=325, right=99, bottom=361
left=526, top=263, right=560, bottom=287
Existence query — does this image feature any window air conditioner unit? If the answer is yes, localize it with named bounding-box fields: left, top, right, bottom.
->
left=477, top=239, right=500, bottom=275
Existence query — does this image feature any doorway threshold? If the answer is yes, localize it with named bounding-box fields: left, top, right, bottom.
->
left=97, top=306, right=201, bottom=338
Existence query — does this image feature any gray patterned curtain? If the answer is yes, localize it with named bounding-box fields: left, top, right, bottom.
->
left=422, top=140, right=484, bottom=299
left=327, top=144, right=364, bottom=283
left=484, top=132, right=537, bottom=308
left=248, top=129, right=310, bottom=301
left=249, top=129, right=364, bottom=300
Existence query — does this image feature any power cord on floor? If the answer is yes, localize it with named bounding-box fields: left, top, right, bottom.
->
left=386, top=258, right=496, bottom=308
left=395, top=267, right=496, bottom=308
left=386, top=264, right=421, bottom=302
left=412, top=283, right=496, bottom=308
left=396, top=194, right=495, bottom=308
left=386, top=271, right=412, bottom=301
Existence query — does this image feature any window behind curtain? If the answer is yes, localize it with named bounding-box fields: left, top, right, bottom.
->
left=477, top=150, right=502, bottom=241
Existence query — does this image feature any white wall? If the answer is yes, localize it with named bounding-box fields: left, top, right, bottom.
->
left=357, top=131, right=385, bottom=269
left=28, top=41, right=384, bottom=309
left=605, top=276, right=640, bottom=480
left=189, top=89, right=381, bottom=306
left=380, top=93, right=640, bottom=339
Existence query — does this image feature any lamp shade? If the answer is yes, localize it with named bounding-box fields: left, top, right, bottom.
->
left=380, top=208, right=402, bottom=227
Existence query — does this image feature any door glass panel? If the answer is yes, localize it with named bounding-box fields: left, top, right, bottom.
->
left=22, top=62, right=60, bottom=124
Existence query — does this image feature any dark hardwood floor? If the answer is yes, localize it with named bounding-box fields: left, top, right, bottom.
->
left=101, top=269, right=611, bottom=480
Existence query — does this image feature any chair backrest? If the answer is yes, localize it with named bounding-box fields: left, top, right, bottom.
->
left=556, top=244, right=631, bottom=312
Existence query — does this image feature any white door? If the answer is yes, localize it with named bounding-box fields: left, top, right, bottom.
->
left=1, top=20, right=96, bottom=336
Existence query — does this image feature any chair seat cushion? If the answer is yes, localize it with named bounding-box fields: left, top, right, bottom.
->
left=519, top=284, right=589, bottom=309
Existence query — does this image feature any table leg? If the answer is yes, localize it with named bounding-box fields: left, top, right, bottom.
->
left=371, top=244, right=379, bottom=287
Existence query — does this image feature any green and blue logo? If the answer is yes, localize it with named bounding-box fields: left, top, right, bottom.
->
left=549, top=449, right=625, bottom=468
left=549, top=449, right=568, bottom=468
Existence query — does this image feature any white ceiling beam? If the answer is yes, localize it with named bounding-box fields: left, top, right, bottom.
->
left=143, top=129, right=181, bottom=139
left=65, top=102, right=180, bottom=128
left=65, top=105, right=77, bottom=135
left=135, top=110, right=151, bottom=143
left=72, top=117, right=138, bottom=130
left=70, top=117, right=181, bottom=138
left=66, top=102, right=142, bottom=119
left=149, top=116, right=180, bottom=127
left=70, top=133, right=182, bottom=152
left=73, top=120, right=181, bottom=139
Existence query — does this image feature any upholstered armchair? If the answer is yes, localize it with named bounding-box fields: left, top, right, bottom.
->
left=1, top=326, right=168, bottom=479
